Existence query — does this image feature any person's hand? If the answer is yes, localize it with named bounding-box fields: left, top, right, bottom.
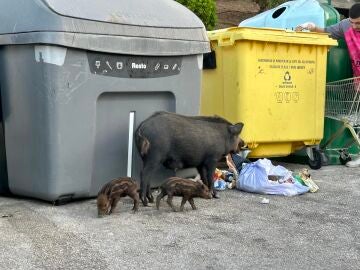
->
left=295, top=22, right=316, bottom=32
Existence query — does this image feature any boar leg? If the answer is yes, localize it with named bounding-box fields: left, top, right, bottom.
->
left=166, top=195, right=176, bottom=212
left=197, top=166, right=208, bottom=186
left=129, top=192, right=140, bottom=213
left=156, top=190, right=166, bottom=210
left=140, top=159, right=160, bottom=206
left=203, top=161, right=219, bottom=199
left=140, top=171, right=154, bottom=206
left=146, top=183, right=154, bottom=203
left=109, top=196, right=121, bottom=214
left=179, top=197, right=187, bottom=212
left=140, top=176, right=148, bottom=206
left=188, top=198, right=197, bottom=210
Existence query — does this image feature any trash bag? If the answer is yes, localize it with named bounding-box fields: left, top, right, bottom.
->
left=257, top=159, right=293, bottom=184
left=237, top=159, right=310, bottom=196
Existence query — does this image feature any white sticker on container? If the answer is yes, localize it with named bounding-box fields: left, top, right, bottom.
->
left=197, top=54, right=203, bottom=70
left=34, top=45, right=67, bottom=66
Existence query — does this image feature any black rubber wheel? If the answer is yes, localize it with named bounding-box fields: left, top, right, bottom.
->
left=308, top=149, right=322, bottom=170
left=339, top=150, right=351, bottom=165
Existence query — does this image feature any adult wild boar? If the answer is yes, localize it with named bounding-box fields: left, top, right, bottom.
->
left=135, top=111, right=244, bottom=206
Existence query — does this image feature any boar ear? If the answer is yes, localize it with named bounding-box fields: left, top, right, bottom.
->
left=228, top=122, right=244, bottom=135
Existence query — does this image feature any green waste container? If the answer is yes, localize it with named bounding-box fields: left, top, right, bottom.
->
left=321, top=38, right=356, bottom=165
left=291, top=3, right=357, bottom=166
left=320, top=1, right=357, bottom=165
left=322, top=1, right=352, bottom=82
left=287, top=2, right=358, bottom=167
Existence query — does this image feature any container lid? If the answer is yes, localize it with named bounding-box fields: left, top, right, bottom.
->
left=0, top=0, right=210, bottom=56
left=44, top=0, right=201, bottom=28
left=208, top=27, right=338, bottom=47
left=240, top=0, right=325, bottom=30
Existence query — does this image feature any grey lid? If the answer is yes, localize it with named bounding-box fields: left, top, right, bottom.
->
left=0, top=0, right=210, bottom=56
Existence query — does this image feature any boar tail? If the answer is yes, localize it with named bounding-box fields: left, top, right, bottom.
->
left=136, top=130, right=150, bottom=157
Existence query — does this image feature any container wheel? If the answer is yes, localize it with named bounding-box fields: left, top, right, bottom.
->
left=308, top=149, right=322, bottom=170
left=339, top=150, right=351, bottom=165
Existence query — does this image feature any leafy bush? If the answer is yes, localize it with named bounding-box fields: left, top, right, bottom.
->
left=255, top=0, right=288, bottom=12
left=176, top=0, right=217, bottom=30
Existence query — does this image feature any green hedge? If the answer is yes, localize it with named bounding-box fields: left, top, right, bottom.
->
left=176, top=0, right=217, bottom=30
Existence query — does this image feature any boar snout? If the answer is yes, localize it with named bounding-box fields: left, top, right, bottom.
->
left=203, top=192, right=213, bottom=199
left=97, top=194, right=111, bottom=217
left=237, top=138, right=245, bottom=149
left=200, top=185, right=213, bottom=199
left=97, top=206, right=110, bottom=217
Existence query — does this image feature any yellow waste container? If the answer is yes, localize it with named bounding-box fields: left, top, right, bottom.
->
left=201, top=27, right=337, bottom=168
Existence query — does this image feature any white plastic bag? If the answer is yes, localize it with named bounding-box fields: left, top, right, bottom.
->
left=236, top=159, right=309, bottom=196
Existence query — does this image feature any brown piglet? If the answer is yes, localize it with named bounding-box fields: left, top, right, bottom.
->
left=156, top=177, right=212, bottom=212
left=97, top=177, right=140, bottom=217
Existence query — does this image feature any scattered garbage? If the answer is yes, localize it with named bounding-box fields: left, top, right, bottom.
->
left=226, top=181, right=236, bottom=189
left=260, top=198, right=270, bottom=204
left=214, top=179, right=227, bottom=191
left=213, top=168, right=237, bottom=191
left=216, top=152, right=320, bottom=196
left=295, top=168, right=319, bottom=193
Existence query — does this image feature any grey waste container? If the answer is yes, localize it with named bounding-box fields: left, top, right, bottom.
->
left=0, top=0, right=210, bottom=203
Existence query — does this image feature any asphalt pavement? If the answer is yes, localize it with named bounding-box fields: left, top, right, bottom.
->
left=0, top=163, right=359, bottom=270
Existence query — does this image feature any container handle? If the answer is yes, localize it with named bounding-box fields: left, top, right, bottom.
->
left=217, top=33, right=235, bottom=47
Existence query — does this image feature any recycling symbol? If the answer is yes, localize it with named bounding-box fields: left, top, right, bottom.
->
left=284, top=71, right=291, bottom=81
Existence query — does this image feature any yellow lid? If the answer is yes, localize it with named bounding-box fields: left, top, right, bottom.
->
left=208, top=27, right=338, bottom=47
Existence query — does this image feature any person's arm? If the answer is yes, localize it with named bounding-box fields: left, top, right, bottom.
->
left=295, top=22, right=324, bottom=32
left=324, top=19, right=350, bottom=40
left=296, top=19, right=349, bottom=40
left=312, top=26, right=325, bottom=33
